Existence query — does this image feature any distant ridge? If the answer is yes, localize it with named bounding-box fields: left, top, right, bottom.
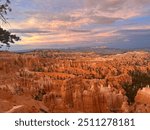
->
left=7, top=46, right=150, bottom=55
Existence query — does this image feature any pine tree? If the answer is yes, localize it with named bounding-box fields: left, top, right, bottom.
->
left=0, top=0, right=20, bottom=48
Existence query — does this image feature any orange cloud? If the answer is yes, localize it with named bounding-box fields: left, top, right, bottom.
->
left=7, top=0, right=150, bottom=48
left=49, top=18, right=93, bottom=30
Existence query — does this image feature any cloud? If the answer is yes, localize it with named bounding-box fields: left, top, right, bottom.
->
left=49, top=18, right=93, bottom=29
left=83, top=0, right=150, bottom=19
left=10, top=17, right=49, bottom=30
left=105, top=28, right=150, bottom=48
left=6, top=0, right=150, bottom=49
left=10, top=28, right=51, bottom=34
left=84, top=0, right=150, bottom=12
left=84, top=0, right=126, bottom=11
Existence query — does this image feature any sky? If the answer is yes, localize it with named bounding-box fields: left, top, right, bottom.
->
left=2, top=0, right=150, bottom=50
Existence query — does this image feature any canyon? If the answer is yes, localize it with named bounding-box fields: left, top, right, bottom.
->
left=0, top=50, right=150, bottom=113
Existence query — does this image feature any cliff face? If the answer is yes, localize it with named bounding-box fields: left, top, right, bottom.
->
left=59, top=78, right=127, bottom=113
left=132, top=88, right=150, bottom=112
left=0, top=50, right=150, bottom=113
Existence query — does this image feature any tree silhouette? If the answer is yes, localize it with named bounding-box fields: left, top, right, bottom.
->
left=0, top=0, right=20, bottom=48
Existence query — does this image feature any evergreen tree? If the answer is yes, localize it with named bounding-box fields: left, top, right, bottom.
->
left=0, top=0, right=20, bottom=48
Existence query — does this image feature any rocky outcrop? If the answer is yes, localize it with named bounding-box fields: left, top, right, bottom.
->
left=133, top=88, right=150, bottom=112
left=0, top=51, right=150, bottom=112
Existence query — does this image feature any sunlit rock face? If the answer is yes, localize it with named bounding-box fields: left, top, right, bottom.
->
left=61, top=78, right=127, bottom=113
left=133, top=88, right=150, bottom=112
left=0, top=50, right=150, bottom=113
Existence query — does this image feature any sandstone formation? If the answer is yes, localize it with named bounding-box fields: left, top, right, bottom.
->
left=132, top=87, right=150, bottom=112
left=0, top=50, right=150, bottom=112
